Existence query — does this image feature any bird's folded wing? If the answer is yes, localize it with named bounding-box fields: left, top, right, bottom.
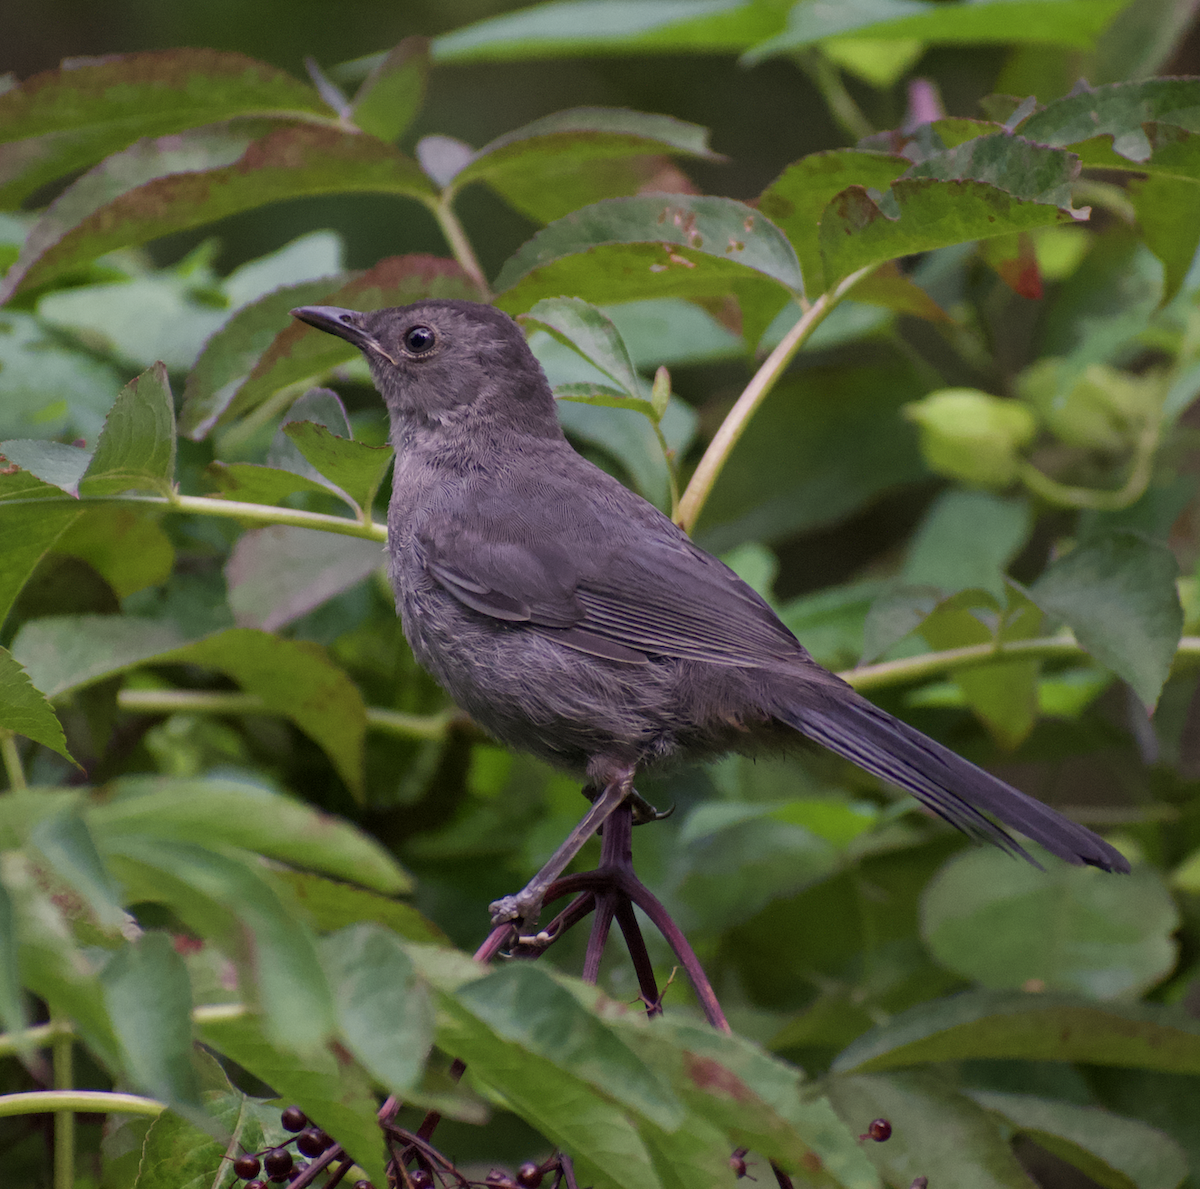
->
left=420, top=516, right=804, bottom=667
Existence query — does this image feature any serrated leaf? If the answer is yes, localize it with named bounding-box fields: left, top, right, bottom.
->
left=968, top=1090, right=1188, bottom=1189
left=758, top=149, right=909, bottom=294
left=922, top=848, right=1176, bottom=999
left=106, top=836, right=335, bottom=1052
left=94, top=777, right=411, bottom=895
left=0, top=439, right=92, bottom=495
left=1, top=125, right=435, bottom=300
left=746, top=0, right=1131, bottom=63
left=272, top=868, right=441, bottom=941
left=196, top=1010, right=387, bottom=1186
left=350, top=37, right=428, bottom=143
left=450, top=106, right=722, bottom=224
left=222, top=254, right=483, bottom=426
left=225, top=526, right=384, bottom=635
left=0, top=646, right=72, bottom=761
left=522, top=296, right=645, bottom=397
left=827, top=1070, right=1037, bottom=1189
left=820, top=177, right=1079, bottom=287
left=205, top=460, right=339, bottom=505
left=11, top=619, right=368, bottom=795
left=832, top=989, right=1200, bottom=1074
left=180, top=276, right=340, bottom=440
left=496, top=197, right=800, bottom=347
left=79, top=363, right=176, bottom=497
left=0, top=49, right=333, bottom=208
left=100, top=932, right=206, bottom=1117
left=431, top=0, right=785, bottom=62
left=282, top=421, right=394, bottom=514
left=321, top=924, right=433, bottom=1094
left=1030, top=531, right=1182, bottom=709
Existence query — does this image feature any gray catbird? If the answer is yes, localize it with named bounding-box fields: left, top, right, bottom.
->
left=292, top=299, right=1128, bottom=925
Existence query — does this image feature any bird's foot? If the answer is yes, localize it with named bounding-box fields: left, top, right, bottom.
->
left=488, top=890, right=542, bottom=934
left=629, top=790, right=674, bottom=825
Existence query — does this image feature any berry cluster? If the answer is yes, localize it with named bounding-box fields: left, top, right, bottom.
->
left=230, top=1105, right=349, bottom=1189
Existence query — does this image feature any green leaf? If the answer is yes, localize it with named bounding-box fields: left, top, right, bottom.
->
left=968, top=1090, right=1189, bottom=1189
left=921, top=848, right=1176, bottom=998
left=349, top=37, right=428, bottom=143
left=225, top=527, right=384, bottom=633
left=746, top=0, right=1131, bottom=63
left=0, top=646, right=72, bottom=761
left=494, top=195, right=802, bottom=346
left=780, top=579, right=890, bottom=670
left=0, top=881, right=26, bottom=1037
left=827, top=1070, right=1037, bottom=1189
left=78, top=362, right=176, bottom=497
left=431, top=0, right=786, bottom=61
left=861, top=585, right=944, bottom=663
left=622, top=1013, right=880, bottom=1188
left=205, top=461, right=339, bottom=506
left=820, top=177, right=1079, bottom=287
left=196, top=1010, right=387, bottom=1187
left=522, top=296, right=645, bottom=397
left=94, top=777, right=411, bottom=895
left=695, top=363, right=927, bottom=552
left=108, top=836, right=335, bottom=1051
left=603, top=297, right=744, bottom=367
left=180, top=276, right=339, bottom=440
left=221, top=253, right=483, bottom=426
left=281, top=421, right=394, bottom=514
left=450, top=106, right=723, bottom=224
left=758, top=149, right=909, bottom=294
left=99, top=932, right=206, bottom=1117
left=832, top=989, right=1200, bottom=1074
left=11, top=619, right=368, bottom=795
left=1030, top=531, right=1182, bottom=710
left=0, top=49, right=333, bottom=208
left=1, top=125, right=435, bottom=300
left=272, top=868, right=443, bottom=942
left=1129, top=175, right=1200, bottom=304
left=1021, top=78, right=1200, bottom=165
left=52, top=507, right=174, bottom=598
left=320, top=924, right=433, bottom=1093
left=0, top=439, right=92, bottom=496
left=29, top=810, right=126, bottom=931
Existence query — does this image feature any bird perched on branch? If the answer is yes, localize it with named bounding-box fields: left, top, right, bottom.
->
left=292, top=299, right=1128, bottom=928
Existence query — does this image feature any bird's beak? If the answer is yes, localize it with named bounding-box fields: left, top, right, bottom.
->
left=290, top=305, right=396, bottom=363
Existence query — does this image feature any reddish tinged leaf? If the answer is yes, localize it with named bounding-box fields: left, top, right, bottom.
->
left=980, top=232, right=1043, bottom=300
left=2, top=125, right=436, bottom=300
left=0, top=49, right=333, bottom=208
left=220, top=254, right=484, bottom=426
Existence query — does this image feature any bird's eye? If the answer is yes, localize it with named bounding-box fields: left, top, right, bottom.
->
left=403, top=325, right=436, bottom=354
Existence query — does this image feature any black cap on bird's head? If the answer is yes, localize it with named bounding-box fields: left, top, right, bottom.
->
left=290, top=300, right=559, bottom=435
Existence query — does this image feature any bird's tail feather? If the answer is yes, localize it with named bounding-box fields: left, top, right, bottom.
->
left=781, top=694, right=1129, bottom=873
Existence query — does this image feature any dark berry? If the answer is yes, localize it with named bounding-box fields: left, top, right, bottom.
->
left=288, top=1162, right=308, bottom=1182
left=910, top=1179, right=928, bottom=1189
left=866, top=1118, right=892, bottom=1142
left=281, top=1106, right=307, bottom=1133
left=246, top=1182, right=268, bottom=1189
left=296, top=1128, right=329, bottom=1158
left=516, top=1163, right=543, bottom=1188
left=352, top=1182, right=375, bottom=1189
left=234, top=1154, right=262, bottom=1180
left=263, top=1148, right=294, bottom=1181
left=409, top=1172, right=434, bottom=1189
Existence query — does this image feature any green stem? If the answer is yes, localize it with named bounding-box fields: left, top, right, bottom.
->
left=52, top=1014, right=73, bottom=1189
left=2, top=492, right=388, bottom=542
left=1017, top=418, right=1161, bottom=511
left=1, top=731, right=25, bottom=790
left=117, top=689, right=456, bottom=740
left=839, top=634, right=1200, bottom=692
left=0, top=1090, right=164, bottom=1119
left=432, top=196, right=490, bottom=298
left=676, top=267, right=873, bottom=533
left=797, top=50, right=876, bottom=144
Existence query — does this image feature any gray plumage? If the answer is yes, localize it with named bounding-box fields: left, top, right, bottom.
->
left=292, top=299, right=1128, bottom=875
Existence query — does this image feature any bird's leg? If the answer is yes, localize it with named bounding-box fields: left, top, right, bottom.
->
left=581, top=782, right=673, bottom=826
left=489, top=767, right=634, bottom=932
